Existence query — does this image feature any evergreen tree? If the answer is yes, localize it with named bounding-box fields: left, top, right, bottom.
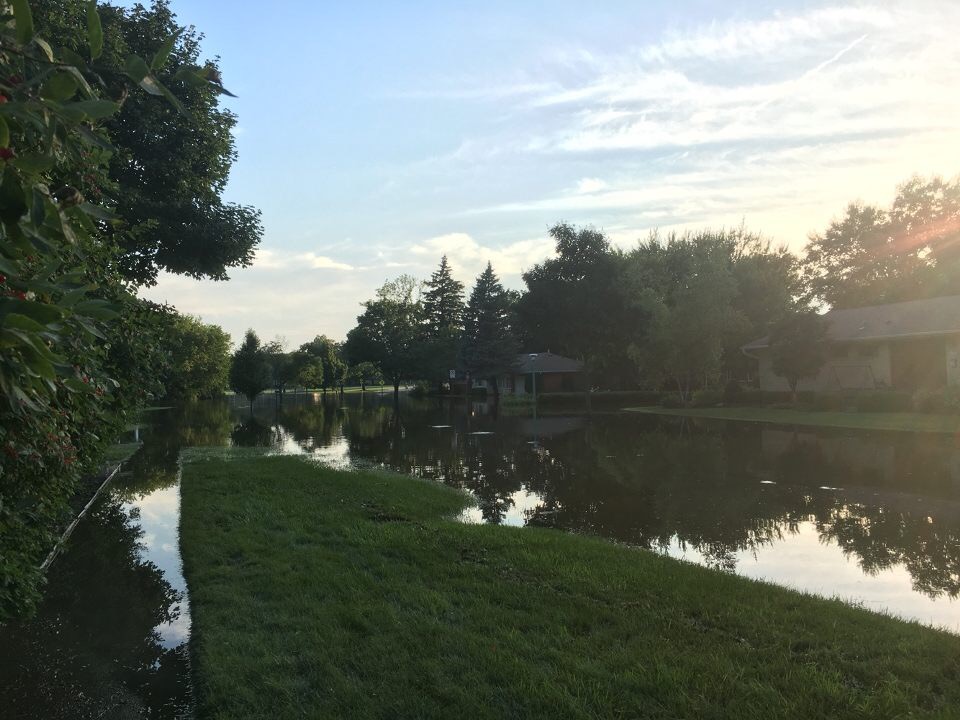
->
left=420, top=256, right=466, bottom=390
left=422, top=255, right=465, bottom=336
left=230, top=330, right=272, bottom=406
left=460, top=263, right=519, bottom=395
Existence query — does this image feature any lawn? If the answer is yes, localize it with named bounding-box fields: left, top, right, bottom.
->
left=180, top=455, right=960, bottom=719
left=626, top=405, right=960, bottom=433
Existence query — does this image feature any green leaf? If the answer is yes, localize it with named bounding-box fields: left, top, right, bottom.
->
left=150, top=29, right=181, bottom=71
left=0, top=165, right=27, bottom=223
left=4, top=312, right=46, bottom=333
left=12, top=154, right=55, bottom=174
left=157, top=81, right=185, bottom=114
left=78, top=202, right=118, bottom=222
left=60, top=46, right=87, bottom=69
left=138, top=74, right=165, bottom=97
left=69, top=99, right=120, bottom=119
left=77, top=125, right=113, bottom=150
left=31, top=186, right=46, bottom=227
left=86, top=0, right=103, bottom=60
left=75, top=299, right=117, bottom=320
left=0, top=117, right=9, bottom=149
left=124, top=55, right=150, bottom=83
left=11, top=0, right=34, bottom=45
left=40, top=71, right=79, bottom=101
left=34, top=37, right=54, bottom=62
left=0, top=298, right=63, bottom=324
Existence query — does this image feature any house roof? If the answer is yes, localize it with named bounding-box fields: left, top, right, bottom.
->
left=512, top=352, right=584, bottom=374
left=743, top=295, right=960, bottom=351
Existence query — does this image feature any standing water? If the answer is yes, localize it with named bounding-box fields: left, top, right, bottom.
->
left=3, top=391, right=960, bottom=716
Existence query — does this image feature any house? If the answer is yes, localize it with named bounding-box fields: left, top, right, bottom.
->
left=742, top=295, right=960, bottom=392
left=462, top=352, right=585, bottom=396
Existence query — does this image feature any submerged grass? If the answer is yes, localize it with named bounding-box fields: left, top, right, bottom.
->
left=181, top=455, right=960, bottom=719
left=627, top=405, right=960, bottom=433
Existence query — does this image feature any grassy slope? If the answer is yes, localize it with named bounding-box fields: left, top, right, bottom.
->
left=181, top=455, right=960, bottom=720
left=626, top=405, right=960, bottom=433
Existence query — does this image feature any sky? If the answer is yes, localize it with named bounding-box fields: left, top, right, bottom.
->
left=137, top=1, right=960, bottom=347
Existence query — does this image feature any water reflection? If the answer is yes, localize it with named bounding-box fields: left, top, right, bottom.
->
left=0, top=400, right=233, bottom=718
left=228, top=392, right=960, bottom=630
left=3, top=391, right=959, bottom=717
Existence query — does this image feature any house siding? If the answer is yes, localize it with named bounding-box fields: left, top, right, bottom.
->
left=756, top=342, right=892, bottom=392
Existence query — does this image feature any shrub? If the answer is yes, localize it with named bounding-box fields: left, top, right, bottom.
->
left=0, top=3, right=222, bottom=619
left=660, top=393, right=684, bottom=408
left=854, top=391, right=914, bottom=413
left=914, top=387, right=960, bottom=414
left=808, top=393, right=847, bottom=411
left=408, top=381, right=432, bottom=398
left=691, top=389, right=724, bottom=408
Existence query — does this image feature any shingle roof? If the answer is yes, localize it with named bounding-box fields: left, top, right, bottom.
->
left=743, top=295, right=960, bottom=351
left=513, top=352, right=584, bottom=374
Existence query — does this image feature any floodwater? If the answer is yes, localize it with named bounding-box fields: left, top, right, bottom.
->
left=3, top=391, right=960, bottom=716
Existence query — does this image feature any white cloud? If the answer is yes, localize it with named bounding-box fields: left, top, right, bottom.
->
left=252, top=247, right=353, bottom=271
left=409, top=232, right=553, bottom=282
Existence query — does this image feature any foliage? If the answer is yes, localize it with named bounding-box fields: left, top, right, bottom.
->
left=0, top=0, right=214, bottom=618
left=161, top=314, right=230, bottom=400
left=518, top=223, right=636, bottom=386
left=625, top=233, right=741, bottom=402
left=853, top=390, right=914, bottom=414
left=419, top=255, right=464, bottom=388
left=804, top=175, right=960, bottom=308
left=459, top=262, right=518, bottom=392
left=345, top=360, right=383, bottom=390
left=229, top=330, right=271, bottom=403
left=344, top=275, right=422, bottom=394
left=32, top=0, right=262, bottom=286
left=296, top=358, right=324, bottom=390
left=768, top=311, right=828, bottom=399
left=298, top=334, right=346, bottom=392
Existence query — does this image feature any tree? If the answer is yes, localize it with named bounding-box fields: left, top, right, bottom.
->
left=517, top=223, right=636, bottom=388
left=162, top=315, right=231, bottom=400
left=460, top=263, right=519, bottom=396
left=344, top=276, right=423, bottom=399
left=419, top=256, right=465, bottom=391
left=624, top=233, right=741, bottom=401
left=0, top=1, right=220, bottom=617
left=803, top=175, right=960, bottom=308
left=33, top=0, right=263, bottom=285
left=297, top=359, right=325, bottom=391
left=298, top=335, right=346, bottom=394
left=346, top=361, right=383, bottom=391
left=230, top=330, right=272, bottom=405
left=768, top=312, right=829, bottom=402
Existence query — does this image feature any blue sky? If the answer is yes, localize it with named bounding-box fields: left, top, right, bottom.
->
left=139, top=1, right=960, bottom=346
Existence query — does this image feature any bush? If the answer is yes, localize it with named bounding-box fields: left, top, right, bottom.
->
left=808, top=393, right=847, bottom=411
left=914, top=387, right=960, bottom=414
left=854, top=391, right=914, bottom=413
left=691, top=389, right=724, bottom=408
left=660, top=393, right=684, bottom=408
left=0, top=5, right=218, bottom=619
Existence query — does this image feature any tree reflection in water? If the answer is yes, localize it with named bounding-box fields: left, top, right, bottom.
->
left=5, top=393, right=959, bottom=717
left=234, top=393, right=960, bottom=602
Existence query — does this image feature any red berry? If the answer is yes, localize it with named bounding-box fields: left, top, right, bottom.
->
left=0, top=147, right=14, bottom=161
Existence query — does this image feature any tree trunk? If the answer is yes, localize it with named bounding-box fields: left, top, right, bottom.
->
left=361, top=381, right=366, bottom=392
left=393, top=380, right=400, bottom=400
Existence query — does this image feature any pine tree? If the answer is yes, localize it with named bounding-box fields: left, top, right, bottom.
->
left=460, top=263, right=519, bottom=395
left=420, top=256, right=466, bottom=390
left=422, top=255, right=465, bottom=337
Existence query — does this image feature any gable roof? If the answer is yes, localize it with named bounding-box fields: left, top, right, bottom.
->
left=513, top=352, right=583, bottom=374
left=743, top=295, right=960, bottom=351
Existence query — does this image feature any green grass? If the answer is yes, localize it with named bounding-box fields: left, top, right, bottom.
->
left=102, top=442, right=142, bottom=463
left=181, top=455, right=960, bottom=719
left=626, top=405, right=960, bottom=433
